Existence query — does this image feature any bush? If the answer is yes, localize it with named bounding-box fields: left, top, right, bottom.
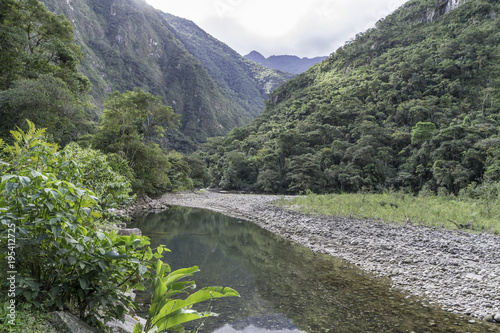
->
left=0, top=121, right=160, bottom=328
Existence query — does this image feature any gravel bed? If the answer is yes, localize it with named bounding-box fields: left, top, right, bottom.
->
left=157, top=191, right=500, bottom=322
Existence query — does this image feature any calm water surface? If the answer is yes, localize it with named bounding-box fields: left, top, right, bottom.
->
left=131, top=206, right=499, bottom=333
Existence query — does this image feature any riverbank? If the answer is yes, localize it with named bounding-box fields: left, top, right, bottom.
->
left=157, top=191, right=500, bottom=323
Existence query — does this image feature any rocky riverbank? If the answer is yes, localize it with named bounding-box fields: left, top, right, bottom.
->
left=157, top=191, right=500, bottom=323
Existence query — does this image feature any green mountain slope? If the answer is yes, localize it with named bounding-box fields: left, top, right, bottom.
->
left=203, top=0, right=500, bottom=195
left=40, top=0, right=278, bottom=151
left=161, top=13, right=295, bottom=119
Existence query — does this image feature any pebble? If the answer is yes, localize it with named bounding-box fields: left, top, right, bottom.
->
left=156, top=191, right=500, bottom=321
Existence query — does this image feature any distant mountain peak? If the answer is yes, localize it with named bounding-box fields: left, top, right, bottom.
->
left=244, top=51, right=328, bottom=74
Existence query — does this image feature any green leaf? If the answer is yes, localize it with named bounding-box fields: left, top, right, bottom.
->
left=161, top=286, right=239, bottom=317
left=96, top=231, right=105, bottom=241
left=156, top=309, right=216, bottom=331
left=5, top=182, right=18, bottom=193
left=133, top=323, right=143, bottom=333
left=19, top=176, right=31, bottom=186
left=50, top=286, right=62, bottom=300
left=105, top=250, right=127, bottom=259
left=79, top=278, right=88, bottom=290
left=146, top=326, right=158, bottom=333
left=97, top=260, right=107, bottom=272
left=51, top=226, right=62, bottom=238
left=75, top=188, right=86, bottom=198
left=1, top=175, right=16, bottom=182
left=138, top=264, right=147, bottom=275
left=50, top=189, right=59, bottom=200
left=165, top=266, right=199, bottom=288
left=82, top=207, right=91, bottom=216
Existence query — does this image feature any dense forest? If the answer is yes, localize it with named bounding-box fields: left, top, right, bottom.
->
left=38, top=0, right=292, bottom=151
left=0, top=0, right=240, bottom=329
left=202, top=0, right=500, bottom=196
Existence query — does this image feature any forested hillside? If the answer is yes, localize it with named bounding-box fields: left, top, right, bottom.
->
left=39, top=0, right=291, bottom=151
left=203, top=0, right=500, bottom=195
left=161, top=13, right=295, bottom=117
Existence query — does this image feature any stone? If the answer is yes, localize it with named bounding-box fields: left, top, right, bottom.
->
left=105, top=314, right=147, bottom=333
left=494, top=313, right=500, bottom=322
left=484, top=315, right=494, bottom=323
left=50, top=311, right=99, bottom=333
left=117, top=228, right=142, bottom=236
left=464, top=273, right=483, bottom=281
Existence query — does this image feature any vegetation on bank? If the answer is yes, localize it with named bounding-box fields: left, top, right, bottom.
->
left=0, top=0, right=208, bottom=196
left=277, top=186, right=500, bottom=234
left=0, top=123, right=238, bottom=331
left=0, top=1, right=234, bottom=331
left=200, top=0, right=500, bottom=197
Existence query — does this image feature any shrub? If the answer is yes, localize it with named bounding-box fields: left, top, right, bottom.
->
left=0, top=121, right=160, bottom=328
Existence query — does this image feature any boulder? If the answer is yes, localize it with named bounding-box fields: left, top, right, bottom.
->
left=117, top=228, right=142, bottom=236
left=105, top=314, right=147, bottom=333
left=50, top=311, right=99, bottom=333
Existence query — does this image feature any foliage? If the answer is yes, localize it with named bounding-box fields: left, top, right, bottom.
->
left=40, top=0, right=279, bottom=152
left=0, top=121, right=160, bottom=327
left=162, top=12, right=295, bottom=117
left=0, top=0, right=89, bottom=92
left=62, top=142, right=134, bottom=209
left=0, top=0, right=93, bottom=144
left=201, top=0, right=500, bottom=195
left=0, top=75, right=93, bottom=145
left=276, top=190, right=500, bottom=234
left=134, top=260, right=239, bottom=333
left=92, top=88, right=195, bottom=194
left=0, top=303, right=57, bottom=332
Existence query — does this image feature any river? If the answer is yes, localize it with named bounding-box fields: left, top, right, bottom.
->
left=130, top=206, right=497, bottom=333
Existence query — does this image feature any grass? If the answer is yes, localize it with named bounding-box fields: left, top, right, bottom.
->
left=276, top=191, right=500, bottom=234
left=0, top=304, right=58, bottom=333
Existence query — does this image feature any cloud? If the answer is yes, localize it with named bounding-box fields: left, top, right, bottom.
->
left=146, top=0, right=409, bottom=58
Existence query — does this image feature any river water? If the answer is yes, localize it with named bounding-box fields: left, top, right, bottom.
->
left=130, top=206, right=498, bottom=333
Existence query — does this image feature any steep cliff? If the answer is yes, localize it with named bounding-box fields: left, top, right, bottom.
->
left=41, top=0, right=284, bottom=151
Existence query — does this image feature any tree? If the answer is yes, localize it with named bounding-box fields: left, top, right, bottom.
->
left=0, top=0, right=92, bottom=143
left=99, top=88, right=178, bottom=148
left=0, top=122, right=152, bottom=326
left=0, top=75, right=91, bottom=144
left=411, top=122, right=437, bottom=144
left=93, top=88, right=183, bottom=194
left=0, top=0, right=89, bottom=92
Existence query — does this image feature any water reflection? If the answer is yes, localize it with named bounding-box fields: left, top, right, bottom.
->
left=131, top=206, right=498, bottom=333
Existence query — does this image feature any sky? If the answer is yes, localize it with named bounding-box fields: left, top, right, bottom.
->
left=144, top=0, right=409, bottom=58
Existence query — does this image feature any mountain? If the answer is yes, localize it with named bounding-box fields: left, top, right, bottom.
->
left=244, top=51, right=328, bottom=74
left=160, top=13, right=295, bottom=117
left=40, top=0, right=292, bottom=151
left=203, top=0, right=500, bottom=195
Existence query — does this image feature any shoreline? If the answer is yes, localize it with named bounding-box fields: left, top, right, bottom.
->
left=155, top=191, right=500, bottom=323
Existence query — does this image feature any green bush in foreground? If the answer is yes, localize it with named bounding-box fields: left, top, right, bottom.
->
left=277, top=189, right=500, bottom=234
left=0, top=121, right=158, bottom=327
left=0, top=121, right=238, bottom=331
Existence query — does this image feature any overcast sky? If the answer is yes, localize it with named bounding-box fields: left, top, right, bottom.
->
left=145, top=0, right=409, bottom=58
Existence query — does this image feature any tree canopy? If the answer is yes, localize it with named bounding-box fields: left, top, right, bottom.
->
left=200, top=0, right=500, bottom=195
left=92, top=88, right=194, bottom=194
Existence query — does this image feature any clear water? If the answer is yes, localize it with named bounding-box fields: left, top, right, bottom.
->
left=130, top=206, right=499, bottom=333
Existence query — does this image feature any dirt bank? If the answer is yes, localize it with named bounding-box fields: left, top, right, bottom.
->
left=157, top=191, right=500, bottom=322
